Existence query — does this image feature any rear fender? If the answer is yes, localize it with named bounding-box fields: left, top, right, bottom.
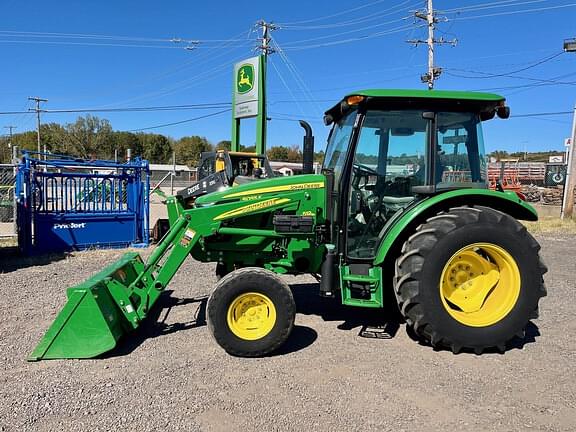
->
left=373, top=189, right=538, bottom=266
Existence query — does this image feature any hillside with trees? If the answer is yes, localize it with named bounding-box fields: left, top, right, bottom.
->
left=1, top=115, right=326, bottom=166
left=2, top=114, right=562, bottom=167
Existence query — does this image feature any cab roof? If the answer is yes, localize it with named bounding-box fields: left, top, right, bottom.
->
left=348, top=88, right=505, bottom=102
left=324, top=89, right=506, bottom=124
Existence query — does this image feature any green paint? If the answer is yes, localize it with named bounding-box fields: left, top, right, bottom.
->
left=340, top=266, right=383, bottom=308
left=372, top=188, right=538, bottom=266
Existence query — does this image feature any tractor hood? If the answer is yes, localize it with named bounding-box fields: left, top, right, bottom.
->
left=194, top=174, right=325, bottom=206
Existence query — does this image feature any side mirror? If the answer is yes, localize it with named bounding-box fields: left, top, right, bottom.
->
left=480, top=110, right=496, bottom=121
left=497, top=106, right=510, bottom=119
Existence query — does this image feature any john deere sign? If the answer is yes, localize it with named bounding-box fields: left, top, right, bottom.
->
left=234, top=56, right=260, bottom=119
left=236, top=64, right=254, bottom=94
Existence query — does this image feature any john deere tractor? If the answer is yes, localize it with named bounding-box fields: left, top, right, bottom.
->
left=30, top=89, right=546, bottom=360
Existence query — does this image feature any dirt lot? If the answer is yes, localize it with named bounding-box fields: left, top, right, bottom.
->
left=1, top=233, right=575, bottom=432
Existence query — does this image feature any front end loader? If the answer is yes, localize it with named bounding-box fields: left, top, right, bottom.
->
left=30, top=89, right=546, bottom=360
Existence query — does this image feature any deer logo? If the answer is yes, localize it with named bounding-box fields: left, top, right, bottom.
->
left=236, top=64, right=254, bottom=94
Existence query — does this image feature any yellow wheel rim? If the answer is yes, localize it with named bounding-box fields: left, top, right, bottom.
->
left=440, top=243, right=521, bottom=327
left=227, top=292, right=277, bottom=340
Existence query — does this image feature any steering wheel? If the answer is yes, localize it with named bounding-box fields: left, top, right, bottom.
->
left=353, top=162, right=379, bottom=177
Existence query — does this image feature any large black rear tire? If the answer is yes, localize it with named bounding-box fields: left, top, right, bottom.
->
left=394, top=206, right=547, bottom=354
left=207, top=267, right=295, bottom=357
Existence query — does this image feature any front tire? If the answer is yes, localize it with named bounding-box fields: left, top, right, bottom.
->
left=394, top=206, right=547, bottom=354
left=207, top=267, right=295, bottom=357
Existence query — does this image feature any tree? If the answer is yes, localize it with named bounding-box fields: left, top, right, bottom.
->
left=64, top=115, right=114, bottom=159
left=215, top=140, right=231, bottom=151
left=111, top=131, right=143, bottom=160
left=267, top=146, right=289, bottom=161
left=287, top=145, right=302, bottom=162
left=137, top=133, right=172, bottom=164
left=40, top=123, right=67, bottom=154
left=313, top=150, right=325, bottom=163
left=173, top=136, right=212, bottom=167
left=12, top=131, right=37, bottom=153
left=240, top=144, right=256, bottom=153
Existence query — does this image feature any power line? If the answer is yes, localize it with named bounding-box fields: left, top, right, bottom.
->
left=277, top=0, right=392, bottom=26
left=281, top=24, right=418, bottom=51
left=445, top=51, right=565, bottom=79
left=0, top=39, right=251, bottom=50
left=279, top=0, right=417, bottom=30
left=441, top=0, right=549, bottom=14
left=129, top=108, right=231, bottom=132
left=0, top=102, right=232, bottom=115
left=450, top=2, right=576, bottom=21
left=278, top=15, right=412, bottom=46
left=511, top=111, right=573, bottom=118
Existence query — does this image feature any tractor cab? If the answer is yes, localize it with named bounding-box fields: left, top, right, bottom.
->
left=197, top=150, right=274, bottom=184
left=322, top=89, right=510, bottom=260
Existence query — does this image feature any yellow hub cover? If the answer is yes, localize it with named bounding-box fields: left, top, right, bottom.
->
left=227, top=292, right=277, bottom=340
left=440, top=243, right=521, bottom=327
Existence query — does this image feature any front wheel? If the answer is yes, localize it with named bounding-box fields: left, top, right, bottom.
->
left=207, top=267, right=295, bottom=357
left=394, top=206, right=547, bottom=354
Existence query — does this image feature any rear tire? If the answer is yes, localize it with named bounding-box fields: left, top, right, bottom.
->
left=207, top=267, right=295, bottom=357
left=394, top=206, right=547, bottom=354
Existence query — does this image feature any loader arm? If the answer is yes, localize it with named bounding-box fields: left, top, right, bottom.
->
left=29, top=210, right=215, bottom=360
left=29, top=185, right=312, bottom=360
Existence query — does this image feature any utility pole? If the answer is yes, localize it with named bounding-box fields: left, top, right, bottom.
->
left=3, top=126, right=16, bottom=163
left=28, top=96, right=48, bottom=155
left=4, top=125, right=16, bottom=148
left=407, top=0, right=456, bottom=89
left=255, top=20, right=277, bottom=155
left=561, top=39, right=576, bottom=219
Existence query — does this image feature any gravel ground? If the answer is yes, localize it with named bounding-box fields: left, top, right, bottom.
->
left=0, top=234, right=575, bottom=432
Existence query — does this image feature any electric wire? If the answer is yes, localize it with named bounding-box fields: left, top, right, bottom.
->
left=444, top=51, right=566, bottom=79
left=271, top=38, right=323, bottom=116
left=280, top=0, right=417, bottom=30
left=441, top=0, right=549, bottom=14
left=276, top=15, right=413, bottom=47
left=0, top=102, right=231, bottom=115
left=450, top=2, right=576, bottom=21
left=129, top=108, right=231, bottom=132
left=281, top=24, right=420, bottom=51
left=277, top=0, right=393, bottom=26
left=269, top=58, right=306, bottom=116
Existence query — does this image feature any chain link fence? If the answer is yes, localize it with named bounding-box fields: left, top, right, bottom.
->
left=0, top=164, right=16, bottom=238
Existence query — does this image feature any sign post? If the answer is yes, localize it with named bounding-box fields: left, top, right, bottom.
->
left=231, top=55, right=266, bottom=155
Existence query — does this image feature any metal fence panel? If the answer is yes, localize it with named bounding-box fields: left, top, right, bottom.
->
left=17, top=153, right=149, bottom=254
left=0, top=164, right=16, bottom=238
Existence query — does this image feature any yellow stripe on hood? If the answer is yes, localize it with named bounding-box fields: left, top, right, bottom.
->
left=213, top=198, right=291, bottom=221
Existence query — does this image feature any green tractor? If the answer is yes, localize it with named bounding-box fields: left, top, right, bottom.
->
left=29, top=89, right=546, bottom=360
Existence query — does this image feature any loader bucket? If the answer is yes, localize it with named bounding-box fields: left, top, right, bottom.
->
left=28, top=252, right=145, bottom=361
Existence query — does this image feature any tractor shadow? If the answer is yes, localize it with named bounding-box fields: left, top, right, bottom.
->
left=406, top=322, right=541, bottom=354
left=107, top=290, right=319, bottom=358
left=106, top=290, right=207, bottom=358
left=290, top=282, right=401, bottom=341
left=292, top=282, right=540, bottom=353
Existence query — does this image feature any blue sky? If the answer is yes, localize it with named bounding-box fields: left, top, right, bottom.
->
left=1, top=0, right=575, bottom=154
